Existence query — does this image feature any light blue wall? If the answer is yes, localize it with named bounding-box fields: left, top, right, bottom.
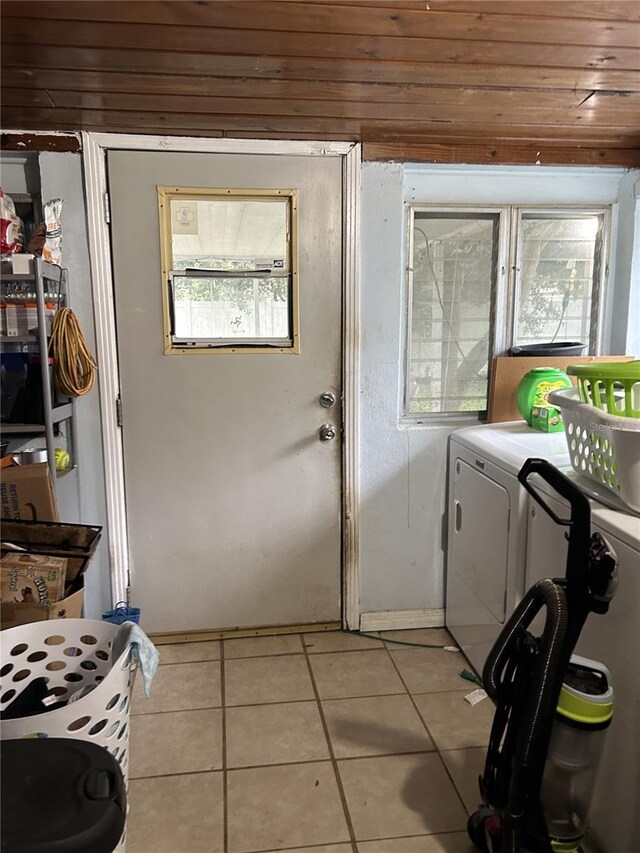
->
left=360, top=162, right=639, bottom=616
left=38, top=153, right=111, bottom=618
left=610, top=171, right=640, bottom=355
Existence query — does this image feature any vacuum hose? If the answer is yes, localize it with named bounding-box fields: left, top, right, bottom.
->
left=483, top=578, right=569, bottom=852
left=484, top=577, right=568, bottom=762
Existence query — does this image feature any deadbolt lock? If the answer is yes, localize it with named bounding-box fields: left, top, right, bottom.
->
left=319, top=392, right=336, bottom=408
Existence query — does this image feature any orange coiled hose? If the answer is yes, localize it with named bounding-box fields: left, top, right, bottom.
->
left=49, top=307, right=98, bottom=397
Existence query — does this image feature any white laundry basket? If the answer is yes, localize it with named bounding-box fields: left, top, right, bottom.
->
left=0, top=618, right=137, bottom=780
left=549, top=387, right=640, bottom=513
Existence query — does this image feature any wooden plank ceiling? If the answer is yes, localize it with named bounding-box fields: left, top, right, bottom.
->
left=2, top=0, right=640, bottom=165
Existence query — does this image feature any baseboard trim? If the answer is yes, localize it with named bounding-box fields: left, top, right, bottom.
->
left=359, top=609, right=445, bottom=632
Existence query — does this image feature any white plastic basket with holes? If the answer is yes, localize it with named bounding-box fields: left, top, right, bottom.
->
left=0, top=619, right=137, bottom=782
left=549, top=388, right=640, bottom=513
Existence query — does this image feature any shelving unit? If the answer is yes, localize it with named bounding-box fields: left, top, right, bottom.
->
left=1, top=256, right=77, bottom=483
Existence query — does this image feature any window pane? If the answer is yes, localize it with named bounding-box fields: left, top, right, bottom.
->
left=516, top=214, right=602, bottom=348
left=173, top=274, right=289, bottom=340
left=408, top=213, right=498, bottom=415
left=169, top=197, right=289, bottom=274
left=160, top=191, right=296, bottom=349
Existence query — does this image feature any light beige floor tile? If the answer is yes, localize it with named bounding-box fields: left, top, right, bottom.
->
left=226, top=701, right=329, bottom=767
left=390, top=649, right=469, bottom=694
left=310, top=650, right=405, bottom=700
left=380, top=628, right=454, bottom=649
left=303, top=630, right=383, bottom=653
left=359, top=832, right=475, bottom=852
left=276, top=847, right=352, bottom=853
left=440, top=748, right=487, bottom=814
left=323, top=694, right=434, bottom=758
left=129, top=708, right=223, bottom=777
left=224, top=633, right=303, bottom=658
left=157, top=640, right=220, bottom=664
left=273, top=847, right=352, bottom=853
left=225, top=654, right=314, bottom=706
left=132, top=660, right=221, bottom=714
left=127, top=772, right=223, bottom=853
left=338, top=753, right=467, bottom=840
left=227, top=761, right=350, bottom=852
left=413, top=691, right=493, bottom=750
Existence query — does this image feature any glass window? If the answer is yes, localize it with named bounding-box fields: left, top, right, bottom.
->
left=158, top=189, right=298, bottom=352
left=515, top=213, right=605, bottom=350
left=404, top=205, right=609, bottom=421
left=407, top=212, right=499, bottom=416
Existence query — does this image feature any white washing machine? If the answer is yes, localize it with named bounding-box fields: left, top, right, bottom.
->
left=445, top=422, right=571, bottom=673
left=525, top=479, right=640, bottom=853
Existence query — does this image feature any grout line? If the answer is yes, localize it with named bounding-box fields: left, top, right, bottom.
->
left=131, top=705, right=224, bottom=716
left=132, top=687, right=471, bottom=718
left=131, top=749, right=441, bottom=781
left=220, top=643, right=228, bottom=853
left=133, top=685, right=475, bottom=717
left=251, top=829, right=472, bottom=851
left=228, top=750, right=435, bottom=772
left=130, top=767, right=224, bottom=781
left=158, top=645, right=406, bottom=665
left=383, top=643, right=472, bottom=819
left=302, top=641, right=359, bottom=853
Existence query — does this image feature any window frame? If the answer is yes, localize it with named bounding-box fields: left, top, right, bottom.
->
left=158, top=186, right=300, bottom=355
left=402, top=203, right=611, bottom=424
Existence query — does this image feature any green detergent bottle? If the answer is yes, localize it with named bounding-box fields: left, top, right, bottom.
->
left=516, top=367, right=572, bottom=429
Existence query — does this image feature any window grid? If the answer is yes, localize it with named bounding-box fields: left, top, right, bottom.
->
left=404, top=205, right=609, bottom=421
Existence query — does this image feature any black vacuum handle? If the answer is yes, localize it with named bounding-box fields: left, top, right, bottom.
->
left=518, top=457, right=589, bottom=527
left=519, top=457, right=592, bottom=618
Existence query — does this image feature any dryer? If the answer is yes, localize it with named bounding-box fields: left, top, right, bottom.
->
left=445, top=422, right=570, bottom=673
left=525, top=481, right=640, bottom=853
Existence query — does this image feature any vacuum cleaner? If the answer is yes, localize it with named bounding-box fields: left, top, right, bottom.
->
left=468, top=458, right=618, bottom=853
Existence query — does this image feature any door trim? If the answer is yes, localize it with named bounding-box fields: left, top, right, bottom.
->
left=82, top=132, right=361, bottom=629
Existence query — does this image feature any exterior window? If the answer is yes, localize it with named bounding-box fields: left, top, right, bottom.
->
left=405, top=206, right=609, bottom=420
left=158, top=188, right=298, bottom=353
left=514, top=212, right=605, bottom=351
left=408, top=212, right=499, bottom=416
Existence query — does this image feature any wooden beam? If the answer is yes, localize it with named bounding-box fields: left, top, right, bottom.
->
left=3, top=105, right=639, bottom=141
left=4, top=45, right=640, bottom=93
left=3, top=70, right=639, bottom=114
left=1, top=89, right=633, bottom=128
left=3, top=2, right=639, bottom=48
left=0, top=131, right=80, bottom=152
left=4, top=18, right=639, bottom=71
left=363, top=141, right=640, bottom=167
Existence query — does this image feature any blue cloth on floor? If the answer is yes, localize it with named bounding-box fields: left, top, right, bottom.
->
left=112, top=621, right=159, bottom=699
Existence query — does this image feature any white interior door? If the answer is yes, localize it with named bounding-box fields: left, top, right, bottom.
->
left=107, top=150, right=343, bottom=634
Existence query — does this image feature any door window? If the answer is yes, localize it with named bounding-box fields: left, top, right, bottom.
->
left=158, top=188, right=298, bottom=353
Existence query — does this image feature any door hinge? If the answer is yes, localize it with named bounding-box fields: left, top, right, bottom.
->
left=103, top=192, right=111, bottom=224
left=116, top=395, right=123, bottom=428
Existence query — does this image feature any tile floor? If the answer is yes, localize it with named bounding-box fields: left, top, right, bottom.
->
left=127, top=628, right=493, bottom=853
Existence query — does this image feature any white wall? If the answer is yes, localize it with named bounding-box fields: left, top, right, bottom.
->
left=359, top=162, right=637, bottom=619
left=1, top=151, right=41, bottom=195
left=610, top=170, right=640, bottom=355
left=38, top=152, right=111, bottom=618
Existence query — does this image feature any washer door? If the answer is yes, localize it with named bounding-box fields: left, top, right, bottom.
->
left=450, top=458, right=511, bottom=623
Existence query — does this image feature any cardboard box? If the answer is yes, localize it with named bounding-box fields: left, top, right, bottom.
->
left=0, top=518, right=101, bottom=629
left=0, top=462, right=59, bottom=521
left=0, top=578, right=84, bottom=629
left=1, top=552, right=67, bottom=604
left=0, top=518, right=101, bottom=585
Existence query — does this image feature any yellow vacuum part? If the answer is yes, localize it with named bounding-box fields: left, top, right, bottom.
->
left=551, top=839, right=582, bottom=853
left=557, top=686, right=613, bottom=726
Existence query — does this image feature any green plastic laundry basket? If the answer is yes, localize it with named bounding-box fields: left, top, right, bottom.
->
left=567, top=361, right=640, bottom=418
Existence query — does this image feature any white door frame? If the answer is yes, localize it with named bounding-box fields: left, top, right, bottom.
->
left=82, top=132, right=361, bottom=629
